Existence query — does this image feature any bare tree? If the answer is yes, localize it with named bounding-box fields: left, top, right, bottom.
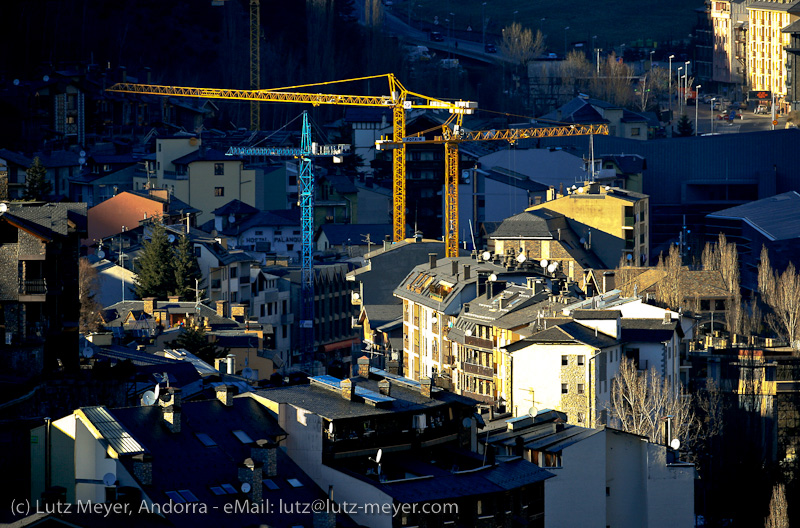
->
left=79, top=257, right=102, bottom=334
left=608, top=357, right=696, bottom=444
left=758, top=246, right=800, bottom=350
left=500, top=23, right=544, bottom=68
left=656, top=245, right=684, bottom=311
left=590, top=52, right=634, bottom=107
left=765, top=482, right=789, bottom=528
left=559, top=49, right=593, bottom=100
left=703, top=234, right=743, bottom=336
left=615, top=255, right=638, bottom=297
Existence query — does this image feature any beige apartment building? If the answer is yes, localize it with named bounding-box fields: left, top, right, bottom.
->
left=746, top=1, right=800, bottom=111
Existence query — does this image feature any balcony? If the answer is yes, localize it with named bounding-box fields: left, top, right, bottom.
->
left=163, top=170, right=188, bottom=180
left=19, top=279, right=47, bottom=301
left=465, top=335, right=493, bottom=350
left=463, top=361, right=494, bottom=378
left=210, top=279, right=222, bottom=290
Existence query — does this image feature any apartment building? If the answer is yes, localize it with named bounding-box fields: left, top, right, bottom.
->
left=747, top=0, right=800, bottom=112
left=711, top=0, right=749, bottom=98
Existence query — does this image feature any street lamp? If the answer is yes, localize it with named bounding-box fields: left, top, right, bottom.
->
left=681, top=75, right=686, bottom=116
left=482, top=2, right=487, bottom=46
left=564, top=26, right=570, bottom=57
left=684, top=61, right=691, bottom=109
left=710, top=97, right=716, bottom=134
left=649, top=50, right=655, bottom=70
left=668, top=54, right=675, bottom=118
left=695, top=84, right=701, bottom=135
left=677, top=67, right=683, bottom=115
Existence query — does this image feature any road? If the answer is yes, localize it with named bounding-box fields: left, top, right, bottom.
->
left=677, top=101, right=789, bottom=135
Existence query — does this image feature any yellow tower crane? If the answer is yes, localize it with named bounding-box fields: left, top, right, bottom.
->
left=377, top=122, right=610, bottom=258
left=106, top=74, right=476, bottom=244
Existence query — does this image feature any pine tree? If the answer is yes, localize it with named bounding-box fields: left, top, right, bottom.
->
left=167, top=326, right=224, bottom=365
left=134, top=222, right=177, bottom=300
left=23, top=157, right=52, bottom=201
left=173, top=234, right=201, bottom=301
left=676, top=114, right=694, bottom=137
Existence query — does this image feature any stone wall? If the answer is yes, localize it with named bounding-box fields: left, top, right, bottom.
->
left=560, top=353, right=590, bottom=425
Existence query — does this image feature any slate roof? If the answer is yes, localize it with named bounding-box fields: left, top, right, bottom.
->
left=602, top=154, right=647, bottom=174
left=317, top=223, right=393, bottom=246
left=171, top=148, right=237, bottom=164
left=5, top=202, right=87, bottom=238
left=0, top=149, right=33, bottom=167
left=749, top=0, right=800, bottom=12
left=572, top=309, right=621, bottom=320
left=213, top=199, right=259, bottom=216
left=508, top=321, right=619, bottom=351
left=106, top=396, right=340, bottom=527
left=706, top=191, right=800, bottom=241
left=620, top=318, right=680, bottom=342
left=256, top=375, right=475, bottom=421
left=212, top=334, right=260, bottom=349
left=220, top=209, right=301, bottom=236
left=489, top=209, right=561, bottom=239
left=363, top=304, right=403, bottom=329
left=101, top=300, right=240, bottom=329
left=322, top=174, right=358, bottom=194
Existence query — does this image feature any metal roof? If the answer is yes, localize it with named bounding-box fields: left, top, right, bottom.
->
left=81, top=406, right=146, bottom=455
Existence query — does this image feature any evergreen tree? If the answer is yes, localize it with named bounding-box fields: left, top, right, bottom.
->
left=134, top=222, right=177, bottom=299
left=676, top=114, right=694, bottom=137
left=173, top=234, right=201, bottom=301
left=167, top=326, right=225, bottom=365
left=23, top=157, right=52, bottom=201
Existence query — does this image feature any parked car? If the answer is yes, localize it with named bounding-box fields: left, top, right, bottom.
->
left=485, top=43, right=497, bottom=53
left=430, top=31, right=444, bottom=42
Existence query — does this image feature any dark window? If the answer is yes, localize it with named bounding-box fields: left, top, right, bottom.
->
left=214, top=163, right=224, bottom=175
left=561, top=355, right=568, bottom=366
left=578, top=384, right=585, bottom=394
left=561, top=383, right=568, bottom=394
left=578, top=355, right=585, bottom=366
left=214, top=187, right=224, bottom=196
left=230, top=267, right=237, bottom=279
left=194, top=247, right=201, bottom=257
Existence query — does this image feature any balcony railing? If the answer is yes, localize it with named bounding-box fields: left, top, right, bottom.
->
left=210, top=279, right=222, bottom=289
left=463, top=361, right=495, bottom=378
left=465, top=335, right=493, bottom=350
left=19, top=279, right=47, bottom=295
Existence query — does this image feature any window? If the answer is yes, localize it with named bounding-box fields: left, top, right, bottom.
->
left=631, top=128, right=640, bottom=137
left=561, top=383, right=568, bottom=394
left=561, top=355, right=568, bottom=366
left=263, top=479, right=279, bottom=490
left=232, top=430, right=254, bottom=444
left=196, top=433, right=217, bottom=446
left=286, top=478, right=304, bottom=488
left=214, top=163, right=224, bottom=175
left=230, top=267, right=237, bottom=279
left=210, top=486, right=225, bottom=496
left=260, top=304, right=265, bottom=317
left=577, top=412, right=585, bottom=423
left=255, top=230, right=263, bottom=235
left=220, top=483, right=238, bottom=494
left=282, top=325, right=288, bottom=339
left=578, top=383, right=585, bottom=395
left=194, top=247, right=201, bottom=257
left=214, top=187, right=225, bottom=197
left=287, top=244, right=294, bottom=251
left=578, top=355, right=585, bottom=366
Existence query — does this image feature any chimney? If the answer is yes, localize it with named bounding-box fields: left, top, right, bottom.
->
left=143, top=297, right=156, bottom=315
left=463, top=264, right=471, bottom=280
left=429, top=253, right=437, bottom=269
left=420, top=377, right=432, bottom=398
left=216, top=384, right=234, bottom=407
left=216, top=300, right=228, bottom=318
left=451, top=260, right=458, bottom=276
left=357, top=356, right=370, bottom=378
left=340, top=378, right=356, bottom=400
left=663, top=313, right=672, bottom=324
left=378, top=379, right=391, bottom=396
left=226, top=354, right=236, bottom=375
left=160, top=388, right=182, bottom=433
left=168, top=295, right=180, bottom=303
left=237, top=458, right=263, bottom=504
left=383, top=240, right=391, bottom=251
left=386, top=360, right=399, bottom=375
left=132, top=453, right=153, bottom=486
left=251, top=439, right=277, bottom=478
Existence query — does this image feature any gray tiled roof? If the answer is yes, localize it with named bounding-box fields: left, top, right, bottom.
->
left=489, top=209, right=561, bottom=239
left=706, top=191, right=800, bottom=241
left=572, top=309, right=621, bottom=320
left=509, top=321, right=619, bottom=351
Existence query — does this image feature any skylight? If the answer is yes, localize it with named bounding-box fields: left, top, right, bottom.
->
left=210, top=486, right=226, bottom=496
left=196, top=433, right=217, bottom=447
left=263, top=479, right=279, bottom=491
left=165, top=491, right=186, bottom=504
left=178, top=490, right=199, bottom=503
left=221, top=483, right=238, bottom=494
left=232, top=429, right=254, bottom=444
left=286, top=478, right=304, bottom=488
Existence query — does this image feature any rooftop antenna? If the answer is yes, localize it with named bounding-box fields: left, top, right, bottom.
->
left=590, top=132, right=595, bottom=182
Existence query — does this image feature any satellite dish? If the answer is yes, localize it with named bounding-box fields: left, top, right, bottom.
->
left=328, top=422, right=334, bottom=434
left=78, top=157, right=86, bottom=165
left=241, top=482, right=251, bottom=494
left=82, top=346, right=94, bottom=359
left=43, top=75, right=49, bottom=82
left=80, top=150, right=86, bottom=157
left=141, top=391, right=156, bottom=406
left=375, top=448, right=383, bottom=464
left=626, top=254, right=633, bottom=261
left=539, top=259, right=548, bottom=269
left=465, top=329, right=473, bottom=336
left=0, top=203, right=7, bottom=214
left=12, top=79, right=19, bottom=86
left=577, top=187, right=585, bottom=193
left=547, top=263, right=558, bottom=273
left=228, top=214, right=236, bottom=224
left=154, top=382, right=160, bottom=402
left=528, top=406, right=538, bottom=417
left=167, top=234, right=176, bottom=243
left=97, top=249, right=105, bottom=259
left=579, top=237, right=586, bottom=245
left=242, top=367, right=255, bottom=380
left=516, top=253, right=527, bottom=263
left=103, top=473, right=116, bottom=486
left=461, top=417, right=472, bottom=428
left=482, top=251, right=491, bottom=261
left=670, top=438, right=681, bottom=450
left=488, top=273, right=497, bottom=282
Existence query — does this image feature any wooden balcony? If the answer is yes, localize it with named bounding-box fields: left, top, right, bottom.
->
left=19, top=279, right=47, bottom=301
left=463, top=361, right=494, bottom=378
left=465, top=335, right=493, bottom=350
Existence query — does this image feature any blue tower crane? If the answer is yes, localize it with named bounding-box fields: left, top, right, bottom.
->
left=226, top=111, right=348, bottom=373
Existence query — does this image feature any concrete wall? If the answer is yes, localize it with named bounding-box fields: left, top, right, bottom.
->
left=606, top=430, right=647, bottom=528
left=187, top=162, right=256, bottom=225
left=545, top=432, right=607, bottom=528
left=645, top=443, right=696, bottom=528
left=74, top=416, right=117, bottom=503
